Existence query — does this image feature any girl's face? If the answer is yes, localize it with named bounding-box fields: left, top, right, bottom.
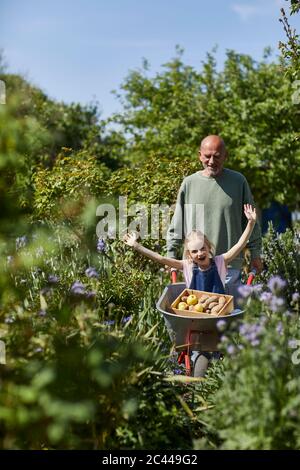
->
left=187, top=240, right=210, bottom=268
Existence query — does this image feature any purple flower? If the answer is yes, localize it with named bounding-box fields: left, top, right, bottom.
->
left=276, top=322, right=284, bottom=335
left=16, top=235, right=27, bottom=250
left=216, top=319, right=227, bottom=332
left=122, top=315, right=132, bottom=323
left=239, top=322, right=264, bottom=343
left=38, top=309, right=47, bottom=317
left=220, top=335, right=228, bottom=343
left=85, top=267, right=99, bottom=279
left=252, top=284, right=263, bottom=294
left=269, top=297, right=285, bottom=313
left=48, top=275, right=59, bottom=284
left=250, top=339, right=260, bottom=347
left=288, top=339, right=298, bottom=349
left=253, top=324, right=264, bottom=335
left=267, top=276, right=286, bottom=294
left=70, top=281, right=86, bottom=296
left=292, top=292, right=300, bottom=303
left=249, top=331, right=258, bottom=342
left=85, top=290, right=96, bottom=299
left=239, top=323, right=251, bottom=335
left=103, top=320, right=115, bottom=326
left=226, top=345, right=236, bottom=355
left=97, top=238, right=106, bottom=253
left=238, top=285, right=253, bottom=298
left=173, top=368, right=183, bottom=375
left=259, top=291, right=272, bottom=304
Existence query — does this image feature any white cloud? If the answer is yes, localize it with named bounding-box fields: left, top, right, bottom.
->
left=231, top=0, right=286, bottom=22
left=231, top=3, right=259, bottom=21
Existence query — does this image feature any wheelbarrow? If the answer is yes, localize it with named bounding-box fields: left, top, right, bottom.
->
left=156, top=270, right=256, bottom=376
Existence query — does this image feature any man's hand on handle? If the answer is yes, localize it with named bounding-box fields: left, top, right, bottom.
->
left=251, top=257, right=263, bottom=274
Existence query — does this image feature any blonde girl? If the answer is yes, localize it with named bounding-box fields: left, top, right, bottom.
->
left=124, top=204, right=257, bottom=294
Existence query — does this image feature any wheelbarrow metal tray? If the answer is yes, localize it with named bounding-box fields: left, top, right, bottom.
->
left=156, top=283, right=244, bottom=352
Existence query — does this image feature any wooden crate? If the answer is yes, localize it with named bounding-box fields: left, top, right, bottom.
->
left=171, top=288, right=234, bottom=318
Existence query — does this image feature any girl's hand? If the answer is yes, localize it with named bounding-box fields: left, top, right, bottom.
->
left=244, top=204, right=257, bottom=224
left=123, top=232, right=139, bottom=248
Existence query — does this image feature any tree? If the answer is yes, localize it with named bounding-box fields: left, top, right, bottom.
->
left=0, top=64, right=127, bottom=214
left=279, top=1, right=300, bottom=81
left=107, top=48, right=300, bottom=210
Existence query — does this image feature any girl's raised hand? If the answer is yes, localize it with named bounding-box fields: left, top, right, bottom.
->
left=244, top=204, right=257, bottom=224
left=123, top=231, right=139, bottom=247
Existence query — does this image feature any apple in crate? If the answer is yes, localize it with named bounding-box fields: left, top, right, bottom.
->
left=194, top=303, right=204, bottom=313
left=178, top=302, right=188, bottom=310
left=186, top=294, right=198, bottom=306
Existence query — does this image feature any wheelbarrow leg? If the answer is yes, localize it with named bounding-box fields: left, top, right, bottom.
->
left=185, top=354, right=191, bottom=376
left=177, top=350, right=191, bottom=376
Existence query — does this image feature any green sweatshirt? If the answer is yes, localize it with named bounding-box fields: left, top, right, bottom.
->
left=166, top=168, right=262, bottom=270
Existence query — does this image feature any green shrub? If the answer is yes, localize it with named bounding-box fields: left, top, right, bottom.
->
left=197, top=271, right=300, bottom=450
left=33, top=149, right=110, bottom=220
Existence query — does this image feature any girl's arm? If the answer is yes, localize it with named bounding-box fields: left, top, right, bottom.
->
left=123, top=233, right=183, bottom=270
left=223, top=204, right=257, bottom=266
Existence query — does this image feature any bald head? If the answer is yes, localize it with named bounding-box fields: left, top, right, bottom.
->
left=198, top=135, right=227, bottom=178
left=200, top=135, right=226, bottom=153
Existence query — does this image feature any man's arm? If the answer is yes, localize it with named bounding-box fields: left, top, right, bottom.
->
left=166, top=181, right=186, bottom=259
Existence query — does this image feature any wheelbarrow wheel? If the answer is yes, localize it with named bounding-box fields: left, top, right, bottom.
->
left=193, top=354, right=209, bottom=377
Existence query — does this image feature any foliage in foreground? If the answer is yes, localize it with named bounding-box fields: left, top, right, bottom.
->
left=1, top=4, right=300, bottom=447
left=194, top=228, right=300, bottom=450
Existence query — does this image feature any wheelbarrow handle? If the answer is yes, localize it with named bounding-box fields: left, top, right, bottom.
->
left=171, top=269, right=177, bottom=284
left=246, top=269, right=257, bottom=285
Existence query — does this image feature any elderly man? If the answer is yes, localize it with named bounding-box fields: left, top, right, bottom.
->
left=166, top=135, right=263, bottom=299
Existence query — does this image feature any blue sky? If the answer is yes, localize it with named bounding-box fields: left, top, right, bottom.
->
left=0, top=0, right=295, bottom=118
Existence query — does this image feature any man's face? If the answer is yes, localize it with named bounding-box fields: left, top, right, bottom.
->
left=199, top=142, right=226, bottom=177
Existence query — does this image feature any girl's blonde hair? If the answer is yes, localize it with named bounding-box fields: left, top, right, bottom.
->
left=183, top=230, right=215, bottom=261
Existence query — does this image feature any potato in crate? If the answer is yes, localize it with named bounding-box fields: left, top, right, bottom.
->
left=171, top=288, right=234, bottom=318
